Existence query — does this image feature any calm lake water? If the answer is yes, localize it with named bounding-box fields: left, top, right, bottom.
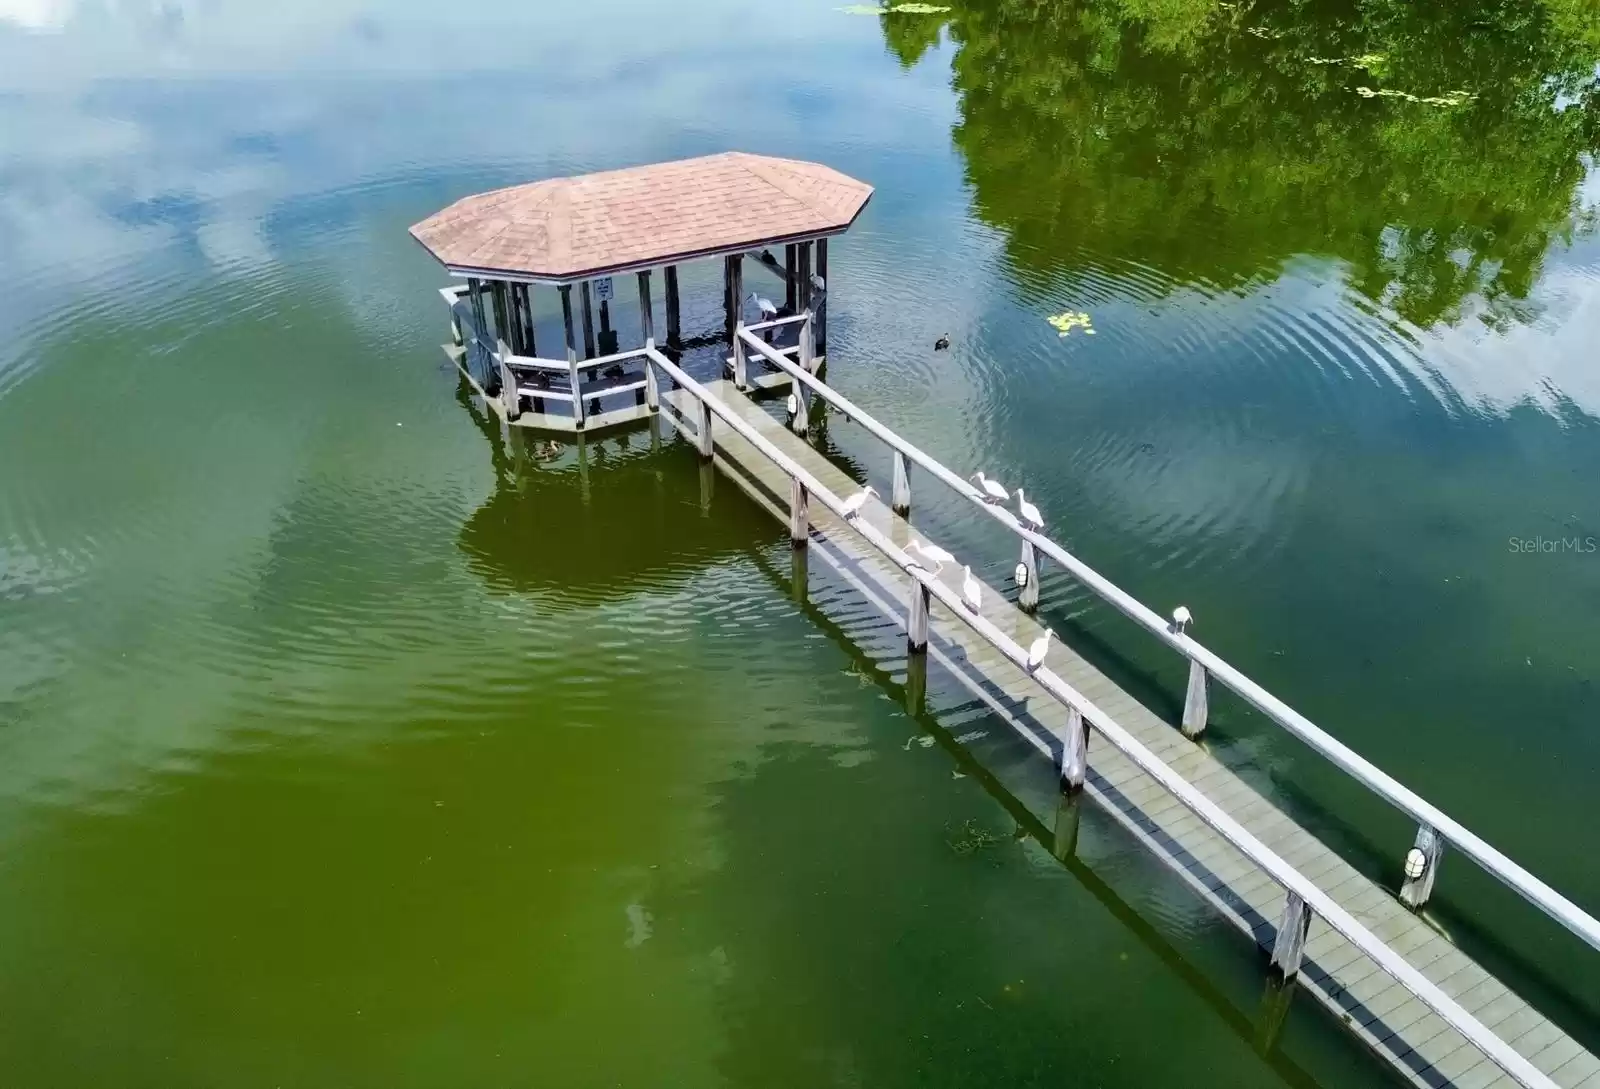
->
left=1, top=0, right=1598, bottom=1085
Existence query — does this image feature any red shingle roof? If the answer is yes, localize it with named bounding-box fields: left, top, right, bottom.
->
left=410, top=152, right=874, bottom=281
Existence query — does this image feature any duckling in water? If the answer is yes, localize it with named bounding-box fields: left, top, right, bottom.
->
left=934, top=332, right=951, bottom=351
left=533, top=440, right=564, bottom=460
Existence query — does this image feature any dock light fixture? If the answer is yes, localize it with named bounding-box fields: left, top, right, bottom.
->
left=1404, top=847, right=1429, bottom=881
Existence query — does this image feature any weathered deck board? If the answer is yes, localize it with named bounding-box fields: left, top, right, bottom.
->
left=670, top=378, right=1595, bottom=1089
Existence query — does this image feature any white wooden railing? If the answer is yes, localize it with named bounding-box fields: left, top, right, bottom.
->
left=735, top=322, right=1600, bottom=964
left=639, top=342, right=1562, bottom=1089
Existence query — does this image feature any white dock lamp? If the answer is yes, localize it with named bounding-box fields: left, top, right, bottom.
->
left=1404, top=847, right=1430, bottom=881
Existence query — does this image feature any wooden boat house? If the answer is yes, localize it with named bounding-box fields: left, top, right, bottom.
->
left=410, top=152, right=874, bottom=433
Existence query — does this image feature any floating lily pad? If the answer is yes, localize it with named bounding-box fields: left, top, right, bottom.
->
left=1047, top=311, right=1096, bottom=337
left=890, top=2, right=950, bottom=11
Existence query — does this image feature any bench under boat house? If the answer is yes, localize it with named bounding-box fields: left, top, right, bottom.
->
left=410, top=152, right=875, bottom=433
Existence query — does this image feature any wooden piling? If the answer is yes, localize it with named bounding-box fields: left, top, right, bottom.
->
left=697, top=398, right=715, bottom=459
left=1053, top=792, right=1083, bottom=861
left=816, top=238, right=829, bottom=357
left=1182, top=659, right=1209, bottom=739
left=784, top=243, right=797, bottom=312
left=1269, top=892, right=1312, bottom=983
left=1019, top=539, right=1040, bottom=612
left=891, top=451, right=911, bottom=514
left=1061, top=706, right=1087, bottom=794
left=638, top=271, right=659, bottom=412
left=906, top=580, right=931, bottom=653
left=789, top=477, right=809, bottom=545
left=580, top=281, right=597, bottom=358
left=559, top=285, right=585, bottom=430
left=490, top=281, right=510, bottom=346
left=496, top=338, right=520, bottom=421
left=664, top=265, right=681, bottom=347
left=733, top=331, right=749, bottom=390
left=790, top=544, right=809, bottom=606
left=1400, top=825, right=1445, bottom=910
left=520, top=283, right=537, bottom=356
left=724, top=255, right=743, bottom=347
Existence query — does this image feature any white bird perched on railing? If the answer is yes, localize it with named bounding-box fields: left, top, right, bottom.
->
left=961, top=565, right=982, bottom=612
left=1170, top=605, right=1192, bottom=634
left=1015, top=488, right=1044, bottom=531
left=746, top=293, right=778, bottom=321
left=839, top=485, right=877, bottom=521
left=906, top=539, right=955, bottom=574
left=1026, top=628, right=1054, bottom=671
left=971, top=471, right=1009, bottom=504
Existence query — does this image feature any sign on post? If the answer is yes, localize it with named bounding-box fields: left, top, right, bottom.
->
left=593, top=277, right=614, bottom=303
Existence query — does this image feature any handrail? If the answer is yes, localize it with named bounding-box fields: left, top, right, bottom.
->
left=738, top=326, right=1600, bottom=957
left=643, top=345, right=1559, bottom=1089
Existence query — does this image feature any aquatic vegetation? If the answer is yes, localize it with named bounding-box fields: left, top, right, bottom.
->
left=1047, top=311, right=1096, bottom=336
left=947, top=818, right=1006, bottom=856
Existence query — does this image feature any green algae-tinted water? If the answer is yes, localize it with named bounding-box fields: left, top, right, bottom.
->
left=0, top=0, right=1597, bottom=1085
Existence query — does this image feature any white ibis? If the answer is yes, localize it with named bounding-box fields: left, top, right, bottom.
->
left=907, top=539, right=954, bottom=574
left=1026, top=628, right=1054, bottom=671
left=971, top=472, right=1009, bottom=504
left=747, top=293, right=778, bottom=321
left=961, top=565, right=982, bottom=612
left=1170, top=605, right=1192, bottom=634
left=934, top=333, right=951, bottom=351
left=1015, top=488, right=1044, bottom=531
left=839, top=486, right=877, bottom=521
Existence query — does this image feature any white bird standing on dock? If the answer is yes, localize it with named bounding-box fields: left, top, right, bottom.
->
left=1170, top=605, right=1193, bottom=634
left=906, top=539, right=955, bottom=574
left=961, top=565, right=982, bottom=612
left=839, top=486, right=877, bottom=521
left=971, top=472, right=1009, bottom=504
left=1026, top=628, right=1054, bottom=672
left=747, top=293, right=778, bottom=321
left=1015, top=488, right=1044, bottom=531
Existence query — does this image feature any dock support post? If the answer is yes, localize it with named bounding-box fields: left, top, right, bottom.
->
left=490, top=281, right=511, bottom=348
left=906, top=579, right=931, bottom=654
left=1052, top=709, right=1088, bottom=859
left=664, top=265, right=681, bottom=348
left=521, top=283, right=537, bottom=356
left=560, top=285, right=585, bottom=430
left=789, top=477, right=809, bottom=545
left=905, top=654, right=928, bottom=719
left=816, top=238, right=828, bottom=359
left=1018, top=540, right=1040, bottom=611
left=496, top=338, right=520, bottom=421
left=696, top=398, right=715, bottom=460
left=891, top=451, right=911, bottom=515
left=798, top=243, right=817, bottom=374
left=784, top=243, right=797, bottom=312
left=724, top=255, right=743, bottom=348
left=733, top=326, right=749, bottom=390
left=638, top=271, right=659, bottom=412
left=1182, top=659, right=1209, bottom=739
left=698, top=459, right=715, bottom=514
left=790, top=545, right=809, bottom=606
left=1399, top=824, right=1444, bottom=910
left=580, top=281, right=596, bottom=359
left=1269, top=891, right=1312, bottom=984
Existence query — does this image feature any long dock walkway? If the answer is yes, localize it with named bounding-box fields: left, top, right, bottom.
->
left=652, top=372, right=1600, bottom=1089
left=439, top=280, right=1598, bottom=1089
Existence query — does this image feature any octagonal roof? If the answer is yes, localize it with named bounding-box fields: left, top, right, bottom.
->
left=409, top=152, right=874, bottom=282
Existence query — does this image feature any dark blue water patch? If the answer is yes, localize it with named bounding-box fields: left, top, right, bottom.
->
left=107, top=190, right=205, bottom=232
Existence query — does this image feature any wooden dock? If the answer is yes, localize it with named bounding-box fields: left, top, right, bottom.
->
left=645, top=369, right=1599, bottom=1089
left=415, top=152, right=1599, bottom=1084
